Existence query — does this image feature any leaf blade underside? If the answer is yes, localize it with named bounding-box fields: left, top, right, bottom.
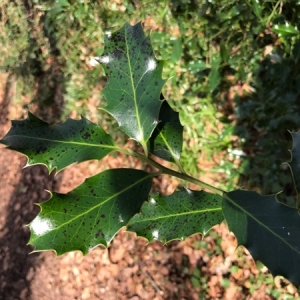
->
left=223, top=190, right=300, bottom=286
left=149, top=100, right=183, bottom=164
left=128, top=188, right=223, bottom=243
left=29, top=169, right=153, bottom=255
left=0, top=113, right=116, bottom=172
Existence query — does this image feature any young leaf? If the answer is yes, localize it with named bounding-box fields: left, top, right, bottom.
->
left=288, top=131, right=300, bottom=208
left=223, top=190, right=300, bottom=286
left=29, top=169, right=153, bottom=255
left=0, top=113, right=116, bottom=172
left=127, top=188, right=223, bottom=243
left=100, top=23, right=165, bottom=154
left=148, top=100, right=183, bottom=165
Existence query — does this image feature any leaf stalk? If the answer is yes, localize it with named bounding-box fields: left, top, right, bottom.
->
left=117, top=147, right=225, bottom=196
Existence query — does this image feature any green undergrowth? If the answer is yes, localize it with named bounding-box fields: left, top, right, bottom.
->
left=0, top=0, right=239, bottom=183
left=1, top=0, right=300, bottom=296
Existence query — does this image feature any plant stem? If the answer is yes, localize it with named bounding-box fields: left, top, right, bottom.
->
left=117, top=147, right=225, bottom=196
left=175, top=158, right=185, bottom=174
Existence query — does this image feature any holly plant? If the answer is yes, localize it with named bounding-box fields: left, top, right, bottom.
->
left=1, top=23, right=300, bottom=287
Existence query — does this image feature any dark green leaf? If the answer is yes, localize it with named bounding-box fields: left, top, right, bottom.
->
left=29, top=169, right=153, bottom=255
left=100, top=23, right=165, bottom=151
left=220, top=42, right=229, bottom=63
left=252, top=0, right=262, bottom=19
left=223, top=190, right=300, bottom=286
left=292, top=40, right=300, bottom=63
left=0, top=113, right=116, bottom=172
left=148, top=100, right=183, bottom=164
left=208, top=53, right=221, bottom=92
left=288, top=131, right=300, bottom=208
left=128, top=188, right=223, bottom=243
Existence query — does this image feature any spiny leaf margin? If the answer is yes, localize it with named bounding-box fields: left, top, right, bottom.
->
left=100, top=22, right=165, bottom=151
left=0, top=112, right=116, bottom=172
left=223, top=189, right=300, bottom=286
left=128, top=188, right=223, bottom=243
left=287, top=131, right=300, bottom=209
left=28, top=168, right=153, bottom=255
left=149, top=100, right=183, bottom=165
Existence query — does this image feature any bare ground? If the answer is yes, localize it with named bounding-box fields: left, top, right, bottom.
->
left=0, top=73, right=298, bottom=300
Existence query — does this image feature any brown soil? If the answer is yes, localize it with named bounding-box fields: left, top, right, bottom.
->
left=0, top=73, right=298, bottom=299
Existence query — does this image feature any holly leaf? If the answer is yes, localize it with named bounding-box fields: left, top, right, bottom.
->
left=223, top=190, right=300, bottom=286
left=100, top=22, right=165, bottom=153
left=127, top=188, right=223, bottom=243
left=0, top=113, right=116, bottom=172
left=29, top=169, right=152, bottom=255
left=288, top=131, right=300, bottom=208
left=149, top=100, right=183, bottom=164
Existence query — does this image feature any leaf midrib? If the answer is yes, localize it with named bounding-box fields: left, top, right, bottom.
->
left=5, top=135, right=117, bottom=149
left=125, top=27, right=143, bottom=142
left=131, top=207, right=222, bottom=223
left=158, top=130, right=179, bottom=160
left=37, top=172, right=153, bottom=234
left=224, top=193, right=300, bottom=254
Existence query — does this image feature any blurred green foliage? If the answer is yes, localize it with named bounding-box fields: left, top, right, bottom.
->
left=232, top=2, right=300, bottom=198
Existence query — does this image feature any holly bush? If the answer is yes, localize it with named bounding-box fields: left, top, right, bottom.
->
left=1, top=22, right=300, bottom=287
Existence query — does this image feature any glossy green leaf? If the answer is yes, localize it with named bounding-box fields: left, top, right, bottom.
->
left=127, top=188, right=223, bottom=243
left=148, top=100, right=183, bottom=164
left=288, top=131, right=300, bottom=208
left=100, top=22, right=165, bottom=151
left=0, top=113, right=116, bottom=172
left=273, top=23, right=299, bottom=37
left=220, top=42, right=229, bottom=63
left=29, top=169, right=152, bottom=255
left=252, top=0, right=262, bottom=19
left=223, top=190, right=300, bottom=286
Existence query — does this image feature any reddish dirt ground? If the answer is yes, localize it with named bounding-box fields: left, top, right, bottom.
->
left=0, top=73, right=298, bottom=299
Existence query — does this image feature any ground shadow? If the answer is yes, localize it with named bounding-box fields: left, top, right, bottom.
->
left=169, top=0, right=300, bottom=199
left=0, top=1, right=66, bottom=299
left=0, top=165, right=61, bottom=300
left=233, top=50, right=300, bottom=200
